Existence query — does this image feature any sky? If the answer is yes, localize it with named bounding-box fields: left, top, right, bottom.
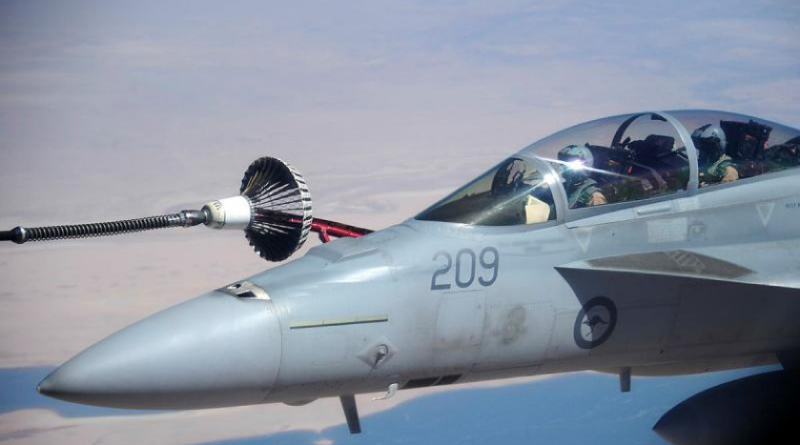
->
left=0, top=0, right=798, bottom=443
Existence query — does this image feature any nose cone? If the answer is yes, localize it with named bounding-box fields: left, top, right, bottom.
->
left=38, top=291, right=282, bottom=410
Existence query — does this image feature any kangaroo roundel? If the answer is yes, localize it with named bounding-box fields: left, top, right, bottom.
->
left=574, top=296, right=617, bottom=349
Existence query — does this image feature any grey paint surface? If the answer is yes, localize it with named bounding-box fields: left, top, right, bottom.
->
left=28, top=111, right=797, bottom=445
left=37, top=110, right=800, bottom=415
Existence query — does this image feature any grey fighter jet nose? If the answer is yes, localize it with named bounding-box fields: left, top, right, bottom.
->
left=38, top=290, right=282, bottom=410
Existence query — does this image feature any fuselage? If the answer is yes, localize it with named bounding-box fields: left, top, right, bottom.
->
left=38, top=169, right=800, bottom=409
left=38, top=109, right=800, bottom=411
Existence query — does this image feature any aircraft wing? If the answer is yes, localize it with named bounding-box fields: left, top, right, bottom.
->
left=555, top=246, right=800, bottom=361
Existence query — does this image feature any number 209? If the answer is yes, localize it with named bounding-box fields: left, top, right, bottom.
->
left=431, top=247, right=499, bottom=290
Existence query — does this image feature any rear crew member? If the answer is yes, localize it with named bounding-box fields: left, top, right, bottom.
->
left=692, top=124, right=739, bottom=186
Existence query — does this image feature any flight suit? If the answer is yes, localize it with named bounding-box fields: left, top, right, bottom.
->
left=701, top=155, right=739, bottom=185
left=568, top=179, right=607, bottom=209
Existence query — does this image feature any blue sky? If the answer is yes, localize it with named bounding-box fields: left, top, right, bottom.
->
left=0, top=0, right=798, bottom=443
left=0, top=365, right=780, bottom=445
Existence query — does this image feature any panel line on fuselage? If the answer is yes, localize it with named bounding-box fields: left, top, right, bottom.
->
left=289, top=315, right=390, bottom=330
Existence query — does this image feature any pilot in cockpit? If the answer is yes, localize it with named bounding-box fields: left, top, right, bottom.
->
left=558, top=145, right=607, bottom=208
left=692, top=124, right=739, bottom=186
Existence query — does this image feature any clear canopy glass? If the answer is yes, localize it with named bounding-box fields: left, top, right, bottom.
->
left=668, top=110, right=800, bottom=187
left=416, top=110, right=800, bottom=226
left=519, top=112, right=690, bottom=209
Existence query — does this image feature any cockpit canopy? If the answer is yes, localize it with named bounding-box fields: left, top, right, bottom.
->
left=416, top=110, right=800, bottom=226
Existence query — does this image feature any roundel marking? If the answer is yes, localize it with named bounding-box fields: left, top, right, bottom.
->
left=573, top=296, right=617, bottom=349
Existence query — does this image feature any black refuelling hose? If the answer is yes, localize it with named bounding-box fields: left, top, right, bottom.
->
left=0, top=210, right=207, bottom=244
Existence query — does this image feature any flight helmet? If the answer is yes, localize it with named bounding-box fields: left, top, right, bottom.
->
left=558, top=144, right=594, bottom=185
left=691, top=124, right=727, bottom=164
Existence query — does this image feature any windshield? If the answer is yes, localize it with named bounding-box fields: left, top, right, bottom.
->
left=416, top=157, right=557, bottom=226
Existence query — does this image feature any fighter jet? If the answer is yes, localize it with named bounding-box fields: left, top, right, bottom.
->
left=3, top=110, right=800, bottom=444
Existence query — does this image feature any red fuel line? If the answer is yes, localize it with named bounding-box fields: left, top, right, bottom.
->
left=290, top=218, right=372, bottom=243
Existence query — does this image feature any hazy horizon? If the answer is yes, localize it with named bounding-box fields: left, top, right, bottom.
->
left=1, top=0, right=798, bottom=443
